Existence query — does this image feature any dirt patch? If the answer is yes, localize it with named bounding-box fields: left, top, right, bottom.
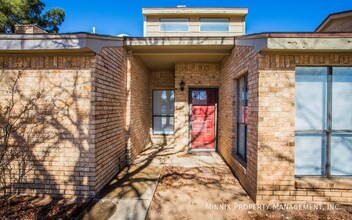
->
left=177, top=152, right=212, bottom=158
left=177, top=153, right=193, bottom=158
left=147, top=166, right=252, bottom=220
left=249, top=205, right=352, bottom=220
left=0, top=195, right=89, bottom=220
left=156, top=166, right=236, bottom=192
left=147, top=166, right=352, bottom=220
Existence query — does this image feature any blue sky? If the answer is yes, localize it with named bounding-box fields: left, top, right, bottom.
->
left=43, top=0, right=351, bottom=36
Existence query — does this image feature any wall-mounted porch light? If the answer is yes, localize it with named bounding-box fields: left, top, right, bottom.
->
left=180, top=79, right=185, bottom=91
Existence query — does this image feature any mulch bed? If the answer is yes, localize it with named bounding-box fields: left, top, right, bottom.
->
left=0, top=195, right=89, bottom=220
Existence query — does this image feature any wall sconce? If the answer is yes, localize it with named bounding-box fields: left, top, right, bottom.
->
left=180, top=79, right=185, bottom=91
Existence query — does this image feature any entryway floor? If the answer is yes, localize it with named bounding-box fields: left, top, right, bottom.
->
left=77, top=143, right=253, bottom=220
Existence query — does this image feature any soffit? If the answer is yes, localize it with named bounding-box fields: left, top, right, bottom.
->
left=125, top=37, right=234, bottom=70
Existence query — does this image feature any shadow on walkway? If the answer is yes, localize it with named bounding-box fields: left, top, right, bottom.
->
left=77, top=142, right=251, bottom=220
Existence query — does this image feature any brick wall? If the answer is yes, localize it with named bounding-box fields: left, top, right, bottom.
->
left=0, top=55, right=95, bottom=197
left=126, top=55, right=151, bottom=162
left=3, top=46, right=350, bottom=204
left=150, top=70, right=175, bottom=89
left=219, top=46, right=259, bottom=201
left=174, top=63, right=220, bottom=150
left=0, top=49, right=153, bottom=197
left=256, top=52, right=352, bottom=204
left=93, top=47, right=128, bottom=193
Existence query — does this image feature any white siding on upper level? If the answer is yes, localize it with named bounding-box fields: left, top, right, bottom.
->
left=143, top=7, right=248, bottom=37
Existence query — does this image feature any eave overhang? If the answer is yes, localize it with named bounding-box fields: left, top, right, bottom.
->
left=124, top=37, right=234, bottom=50
left=124, top=37, right=235, bottom=69
left=0, top=33, right=124, bottom=54
left=236, top=33, right=352, bottom=53
left=1, top=33, right=351, bottom=69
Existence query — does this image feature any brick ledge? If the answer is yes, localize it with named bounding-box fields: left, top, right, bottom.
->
left=295, top=177, right=352, bottom=190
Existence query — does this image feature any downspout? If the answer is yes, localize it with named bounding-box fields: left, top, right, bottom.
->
left=125, top=50, right=132, bottom=165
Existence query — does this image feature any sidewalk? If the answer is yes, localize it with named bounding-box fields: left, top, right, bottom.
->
left=77, top=144, right=252, bottom=220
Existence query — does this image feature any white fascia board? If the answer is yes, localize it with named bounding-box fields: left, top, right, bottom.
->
left=142, top=8, right=248, bottom=16
left=267, top=37, right=352, bottom=51
left=125, top=37, right=235, bottom=47
left=0, top=34, right=124, bottom=53
left=236, top=36, right=352, bottom=52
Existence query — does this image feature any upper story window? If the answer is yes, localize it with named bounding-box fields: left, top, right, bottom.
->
left=200, top=18, right=229, bottom=32
left=160, top=18, right=189, bottom=32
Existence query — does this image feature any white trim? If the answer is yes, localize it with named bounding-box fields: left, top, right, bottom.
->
left=0, top=34, right=124, bottom=53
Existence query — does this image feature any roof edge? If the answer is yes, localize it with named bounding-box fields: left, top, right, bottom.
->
left=236, top=33, right=352, bottom=52
left=142, top=7, right=248, bottom=15
left=1, top=33, right=352, bottom=54
left=236, top=32, right=352, bottom=40
left=315, top=10, right=352, bottom=32
left=0, top=33, right=124, bottom=53
left=125, top=36, right=235, bottom=47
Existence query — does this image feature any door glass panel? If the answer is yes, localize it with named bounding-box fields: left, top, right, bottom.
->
left=295, top=133, right=326, bottom=175
left=331, top=133, right=352, bottom=175
left=192, top=91, right=207, bottom=105
left=295, top=67, right=328, bottom=130
left=332, top=67, right=352, bottom=130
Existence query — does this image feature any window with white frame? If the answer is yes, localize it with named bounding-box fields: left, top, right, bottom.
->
left=160, top=18, right=189, bottom=32
left=200, top=18, right=229, bottom=32
left=152, top=90, right=175, bottom=135
left=295, top=67, right=352, bottom=176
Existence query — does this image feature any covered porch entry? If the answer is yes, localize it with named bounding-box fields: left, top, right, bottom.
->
left=124, top=37, right=233, bottom=152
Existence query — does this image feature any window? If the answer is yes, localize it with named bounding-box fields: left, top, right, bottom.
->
left=191, top=91, right=207, bottom=105
left=236, top=75, right=248, bottom=162
left=160, top=18, right=189, bottom=32
left=295, top=67, right=352, bottom=176
left=200, top=18, right=229, bottom=32
left=153, top=90, right=175, bottom=135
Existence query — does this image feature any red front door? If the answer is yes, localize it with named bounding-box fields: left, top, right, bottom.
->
left=190, top=89, right=217, bottom=150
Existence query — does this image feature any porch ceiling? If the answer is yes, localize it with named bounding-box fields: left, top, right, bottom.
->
left=124, top=37, right=234, bottom=70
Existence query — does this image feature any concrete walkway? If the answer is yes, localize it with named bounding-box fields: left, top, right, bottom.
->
left=77, top=144, right=252, bottom=220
